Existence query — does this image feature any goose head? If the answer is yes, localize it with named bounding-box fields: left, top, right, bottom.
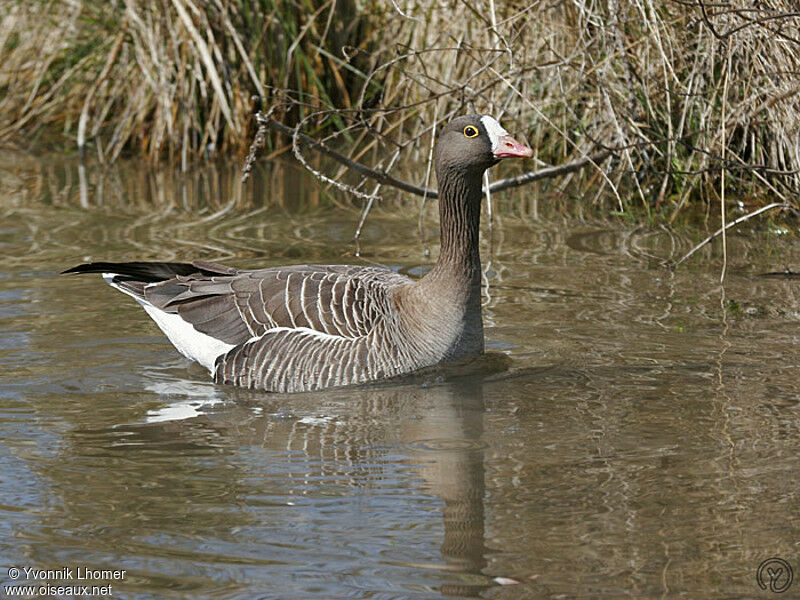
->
left=435, top=115, right=533, bottom=175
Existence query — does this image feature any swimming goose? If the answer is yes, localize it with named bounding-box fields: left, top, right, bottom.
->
left=64, top=115, right=533, bottom=392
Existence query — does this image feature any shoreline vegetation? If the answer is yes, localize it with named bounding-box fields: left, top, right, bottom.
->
left=1, top=0, right=799, bottom=221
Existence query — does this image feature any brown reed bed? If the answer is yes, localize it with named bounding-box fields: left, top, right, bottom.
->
left=1, top=0, right=799, bottom=218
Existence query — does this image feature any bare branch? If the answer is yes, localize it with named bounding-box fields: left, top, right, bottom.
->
left=263, top=115, right=433, bottom=196
left=489, top=149, right=615, bottom=192
left=259, top=114, right=616, bottom=199
left=241, top=104, right=278, bottom=182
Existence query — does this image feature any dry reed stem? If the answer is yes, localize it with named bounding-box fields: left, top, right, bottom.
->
left=170, top=0, right=234, bottom=130
left=720, top=46, right=730, bottom=283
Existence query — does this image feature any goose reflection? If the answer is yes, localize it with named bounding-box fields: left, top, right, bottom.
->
left=399, top=380, right=488, bottom=594
left=141, top=375, right=492, bottom=596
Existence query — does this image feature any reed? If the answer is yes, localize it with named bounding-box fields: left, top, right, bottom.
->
left=0, top=0, right=370, bottom=165
left=1, top=0, right=798, bottom=214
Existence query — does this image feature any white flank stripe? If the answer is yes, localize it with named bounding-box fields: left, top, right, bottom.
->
left=329, top=276, right=347, bottom=337
left=243, top=325, right=347, bottom=346
left=316, top=279, right=330, bottom=335
left=480, top=115, right=510, bottom=153
left=300, top=275, right=312, bottom=325
left=343, top=279, right=356, bottom=333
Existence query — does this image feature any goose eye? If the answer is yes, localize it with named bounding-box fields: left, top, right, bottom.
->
left=463, top=126, right=479, bottom=138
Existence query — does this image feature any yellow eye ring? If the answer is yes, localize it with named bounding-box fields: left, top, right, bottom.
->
left=463, top=125, right=479, bottom=138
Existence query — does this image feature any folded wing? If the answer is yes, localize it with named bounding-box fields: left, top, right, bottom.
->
left=144, top=263, right=409, bottom=346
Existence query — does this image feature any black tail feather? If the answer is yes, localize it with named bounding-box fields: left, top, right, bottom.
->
left=61, top=261, right=200, bottom=282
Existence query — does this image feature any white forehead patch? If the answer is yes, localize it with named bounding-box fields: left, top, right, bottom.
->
left=480, top=115, right=510, bottom=150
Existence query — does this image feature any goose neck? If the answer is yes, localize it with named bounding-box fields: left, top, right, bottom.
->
left=432, top=167, right=484, bottom=279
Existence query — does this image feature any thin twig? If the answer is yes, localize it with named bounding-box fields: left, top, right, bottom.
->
left=241, top=104, right=278, bottom=182
left=389, top=0, right=419, bottom=21
left=291, top=114, right=378, bottom=201
left=265, top=116, right=430, bottom=196
left=354, top=148, right=402, bottom=242
left=673, top=203, right=796, bottom=269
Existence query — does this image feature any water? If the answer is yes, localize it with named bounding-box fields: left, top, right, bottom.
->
left=2, top=152, right=800, bottom=599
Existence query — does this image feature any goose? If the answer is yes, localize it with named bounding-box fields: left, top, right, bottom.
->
left=64, top=115, right=533, bottom=392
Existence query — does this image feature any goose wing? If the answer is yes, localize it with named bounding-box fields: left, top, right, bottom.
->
left=143, top=261, right=410, bottom=345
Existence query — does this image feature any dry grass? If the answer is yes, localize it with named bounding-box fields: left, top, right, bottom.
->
left=349, top=0, right=800, bottom=217
left=1, top=0, right=799, bottom=215
left=0, top=0, right=370, bottom=166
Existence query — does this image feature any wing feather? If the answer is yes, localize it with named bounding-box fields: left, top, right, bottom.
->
left=137, top=264, right=409, bottom=355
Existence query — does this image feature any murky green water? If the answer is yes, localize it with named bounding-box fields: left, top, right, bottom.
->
left=2, top=152, right=800, bottom=599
